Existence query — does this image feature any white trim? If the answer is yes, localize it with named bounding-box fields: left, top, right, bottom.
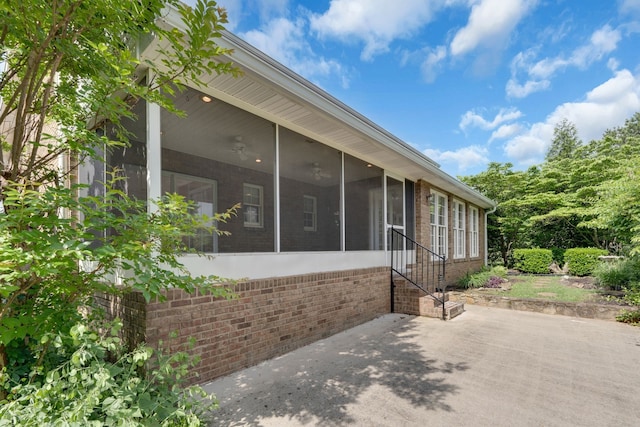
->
left=430, top=190, right=448, bottom=258
left=178, top=251, right=387, bottom=280
left=453, top=199, right=466, bottom=259
left=303, top=195, right=317, bottom=231
left=340, top=152, right=345, bottom=251
left=146, top=79, right=162, bottom=214
left=275, top=124, right=281, bottom=252
left=243, top=183, right=264, bottom=228
left=469, top=205, right=480, bottom=258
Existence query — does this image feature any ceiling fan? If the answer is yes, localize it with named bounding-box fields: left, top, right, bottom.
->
left=311, top=162, right=332, bottom=181
left=231, top=136, right=259, bottom=161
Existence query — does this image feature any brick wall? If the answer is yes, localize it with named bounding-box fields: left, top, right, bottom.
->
left=415, top=179, right=487, bottom=287
left=99, top=267, right=390, bottom=384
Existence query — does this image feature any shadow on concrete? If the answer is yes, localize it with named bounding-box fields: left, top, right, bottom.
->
left=207, top=315, right=467, bottom=426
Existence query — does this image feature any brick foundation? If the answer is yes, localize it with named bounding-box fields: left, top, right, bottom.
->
left=98, top=267, right=389, bottom=384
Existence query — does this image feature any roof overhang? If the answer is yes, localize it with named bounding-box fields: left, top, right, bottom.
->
left=142, top=7, right=496, bottom=209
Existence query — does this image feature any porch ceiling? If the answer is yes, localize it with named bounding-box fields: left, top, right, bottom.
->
left=141, top=12, right=495, bottom=209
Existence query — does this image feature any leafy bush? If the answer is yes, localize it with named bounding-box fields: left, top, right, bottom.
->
left=564, top=248, right=608, bottom=276
left=593, top=257, right=640, bottom=290
left=484, top=276, right=506, bottom=288
left=512, top=249, right=553, bottom=274
left=0, top=321, right=217, bottom=425
left=616, top=310, right=640, bottom=325
left=551, top=247, right=566, bottom=265
left=457, top=266, right=507, bottom=289
left=623, top=281, right=640, bottom=306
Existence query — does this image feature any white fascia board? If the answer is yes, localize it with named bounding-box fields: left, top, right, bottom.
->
left=156, top=7, right=496, bottom=210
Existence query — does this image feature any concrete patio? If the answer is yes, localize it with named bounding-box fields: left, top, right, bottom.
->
left=203, top=305, right=640, bottom=426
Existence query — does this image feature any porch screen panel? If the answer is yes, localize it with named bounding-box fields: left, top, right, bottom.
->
left=160, top=87, right=276, bottom=253
left=109, top=98, right=147, bottom=203
left=279, top=128, right=341, bottom=252
left=405, top=180, right=415, bottom=241
left=344, top=154, right=384, bottom=251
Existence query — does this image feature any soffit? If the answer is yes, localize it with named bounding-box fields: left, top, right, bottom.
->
left=141, top=13, right=495, bottom=209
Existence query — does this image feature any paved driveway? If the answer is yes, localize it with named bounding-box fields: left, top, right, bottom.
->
left=203, top=305, right=640, bottom=426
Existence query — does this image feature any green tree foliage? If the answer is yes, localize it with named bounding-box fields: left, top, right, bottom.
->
left=0, top=0, right=240, bottom=413
left=545, top=118, right=581, bottom=161
left=461, top=112, right=640, bottom=263
left=459, top=162, right=527, bottom=264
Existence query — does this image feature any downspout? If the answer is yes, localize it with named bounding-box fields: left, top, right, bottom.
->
left=484, top=205, right=497, bottom=267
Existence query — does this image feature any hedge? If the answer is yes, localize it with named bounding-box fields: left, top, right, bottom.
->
left=513, top=248, right=553, bottom=274
left=564, top=248, right=608, bottom=276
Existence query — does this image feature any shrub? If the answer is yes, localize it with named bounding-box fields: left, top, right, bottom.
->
left=624, top=281, right=640, bottom=306
left=512, top=249, right=553, bottom=274
left=564, top=248, right=608, bottom=276
left=616, top=310, right=640, bottom=325
left=484, top=276, right=506, bottom=288
left=0, top=321, right=217, bottom=425
left=551, top=247, right=566, bottom=265
left=593, top=257, right=640, bottom=290
left=457, top=266, right=507, bottom=289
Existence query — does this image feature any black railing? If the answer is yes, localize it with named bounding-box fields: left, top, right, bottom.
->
left=390, top=228, right=447, bottom=319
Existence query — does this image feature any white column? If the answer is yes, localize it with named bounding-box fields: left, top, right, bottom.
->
left=274, top=124, right=280, bottom=253
left=146, top=96, right=162, bottom=214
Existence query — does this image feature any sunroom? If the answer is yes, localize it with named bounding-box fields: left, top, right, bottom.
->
left=91, top=25, right=494, bottom=283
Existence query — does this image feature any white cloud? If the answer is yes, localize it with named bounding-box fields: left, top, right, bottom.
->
left=508, top=25, right=622, bottom=98
left=620, top=0, right=640, bottom=14
left=504, top=122, right=554, bottom=166
left=449, top=0, right=538, bottom=57
left=505, top=78, right=550, bottom=98
left=504, top=69, right=640, bottom=166
left=241, top=18, right=351, bottom=88
left=309, top=0, right=442, bottom=61
left=420, top=46, right=447, bottom=83
left=490, top=123, right=523, bottom=142
left=459, top=108, right=523, bottom=132
left=424, top=145, right=490, bottom=173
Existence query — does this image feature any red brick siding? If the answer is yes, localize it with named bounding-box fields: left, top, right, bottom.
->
left=99, top=267, right=389, bottom=384
left=415, top=179, right=487, bottom=287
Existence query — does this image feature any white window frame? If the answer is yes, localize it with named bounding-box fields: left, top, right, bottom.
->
left=430, top=191, right=448, bottom=258
left=303, top=195, right=317, bottom=231
left=162, top=171, right=217, bottom=253
left=453, top=199, right=466, bottom=259
left=470, top=206, right=479, bottom=258
left=243, top=183, right=264, bottom=228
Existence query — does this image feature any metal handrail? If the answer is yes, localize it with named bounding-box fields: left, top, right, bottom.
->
left=390, top=228, right=447, bottom=319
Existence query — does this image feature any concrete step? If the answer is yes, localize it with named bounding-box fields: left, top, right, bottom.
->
left=420, top=299, right=465, bottom=320
left=445, top=300, right=465, bottom=320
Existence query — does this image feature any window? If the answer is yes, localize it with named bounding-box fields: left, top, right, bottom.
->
left=243, top=184, right=263, bottom=228
left=162, top=172, right=217, bottom=252
left=303, top=195, right=317, bottom=231
left=470, top=206, right=479, bottom=258
left=453, top=200, right=466, bottom=259
left=430, top=191, right=448, bottom=258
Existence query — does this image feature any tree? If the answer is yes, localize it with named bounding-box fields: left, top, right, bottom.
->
left=464, top=111, right=640, bottom=266
left=545, top=118, right=581, bottom=162
left=0, top=0, right=240, bottom=407
left=460, top=162, right=527, bottom=265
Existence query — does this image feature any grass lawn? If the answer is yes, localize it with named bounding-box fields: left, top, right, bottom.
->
left=484, top=275, right=597, bottom=303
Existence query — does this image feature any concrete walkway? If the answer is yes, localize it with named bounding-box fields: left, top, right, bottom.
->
left=203, top=305, right=640, bottom=426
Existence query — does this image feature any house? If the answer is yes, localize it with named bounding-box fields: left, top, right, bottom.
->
left=87, top=8, right=496, bottom=384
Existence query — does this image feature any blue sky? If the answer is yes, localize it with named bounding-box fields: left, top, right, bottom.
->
left=196, top=0, right=640, bottom=177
